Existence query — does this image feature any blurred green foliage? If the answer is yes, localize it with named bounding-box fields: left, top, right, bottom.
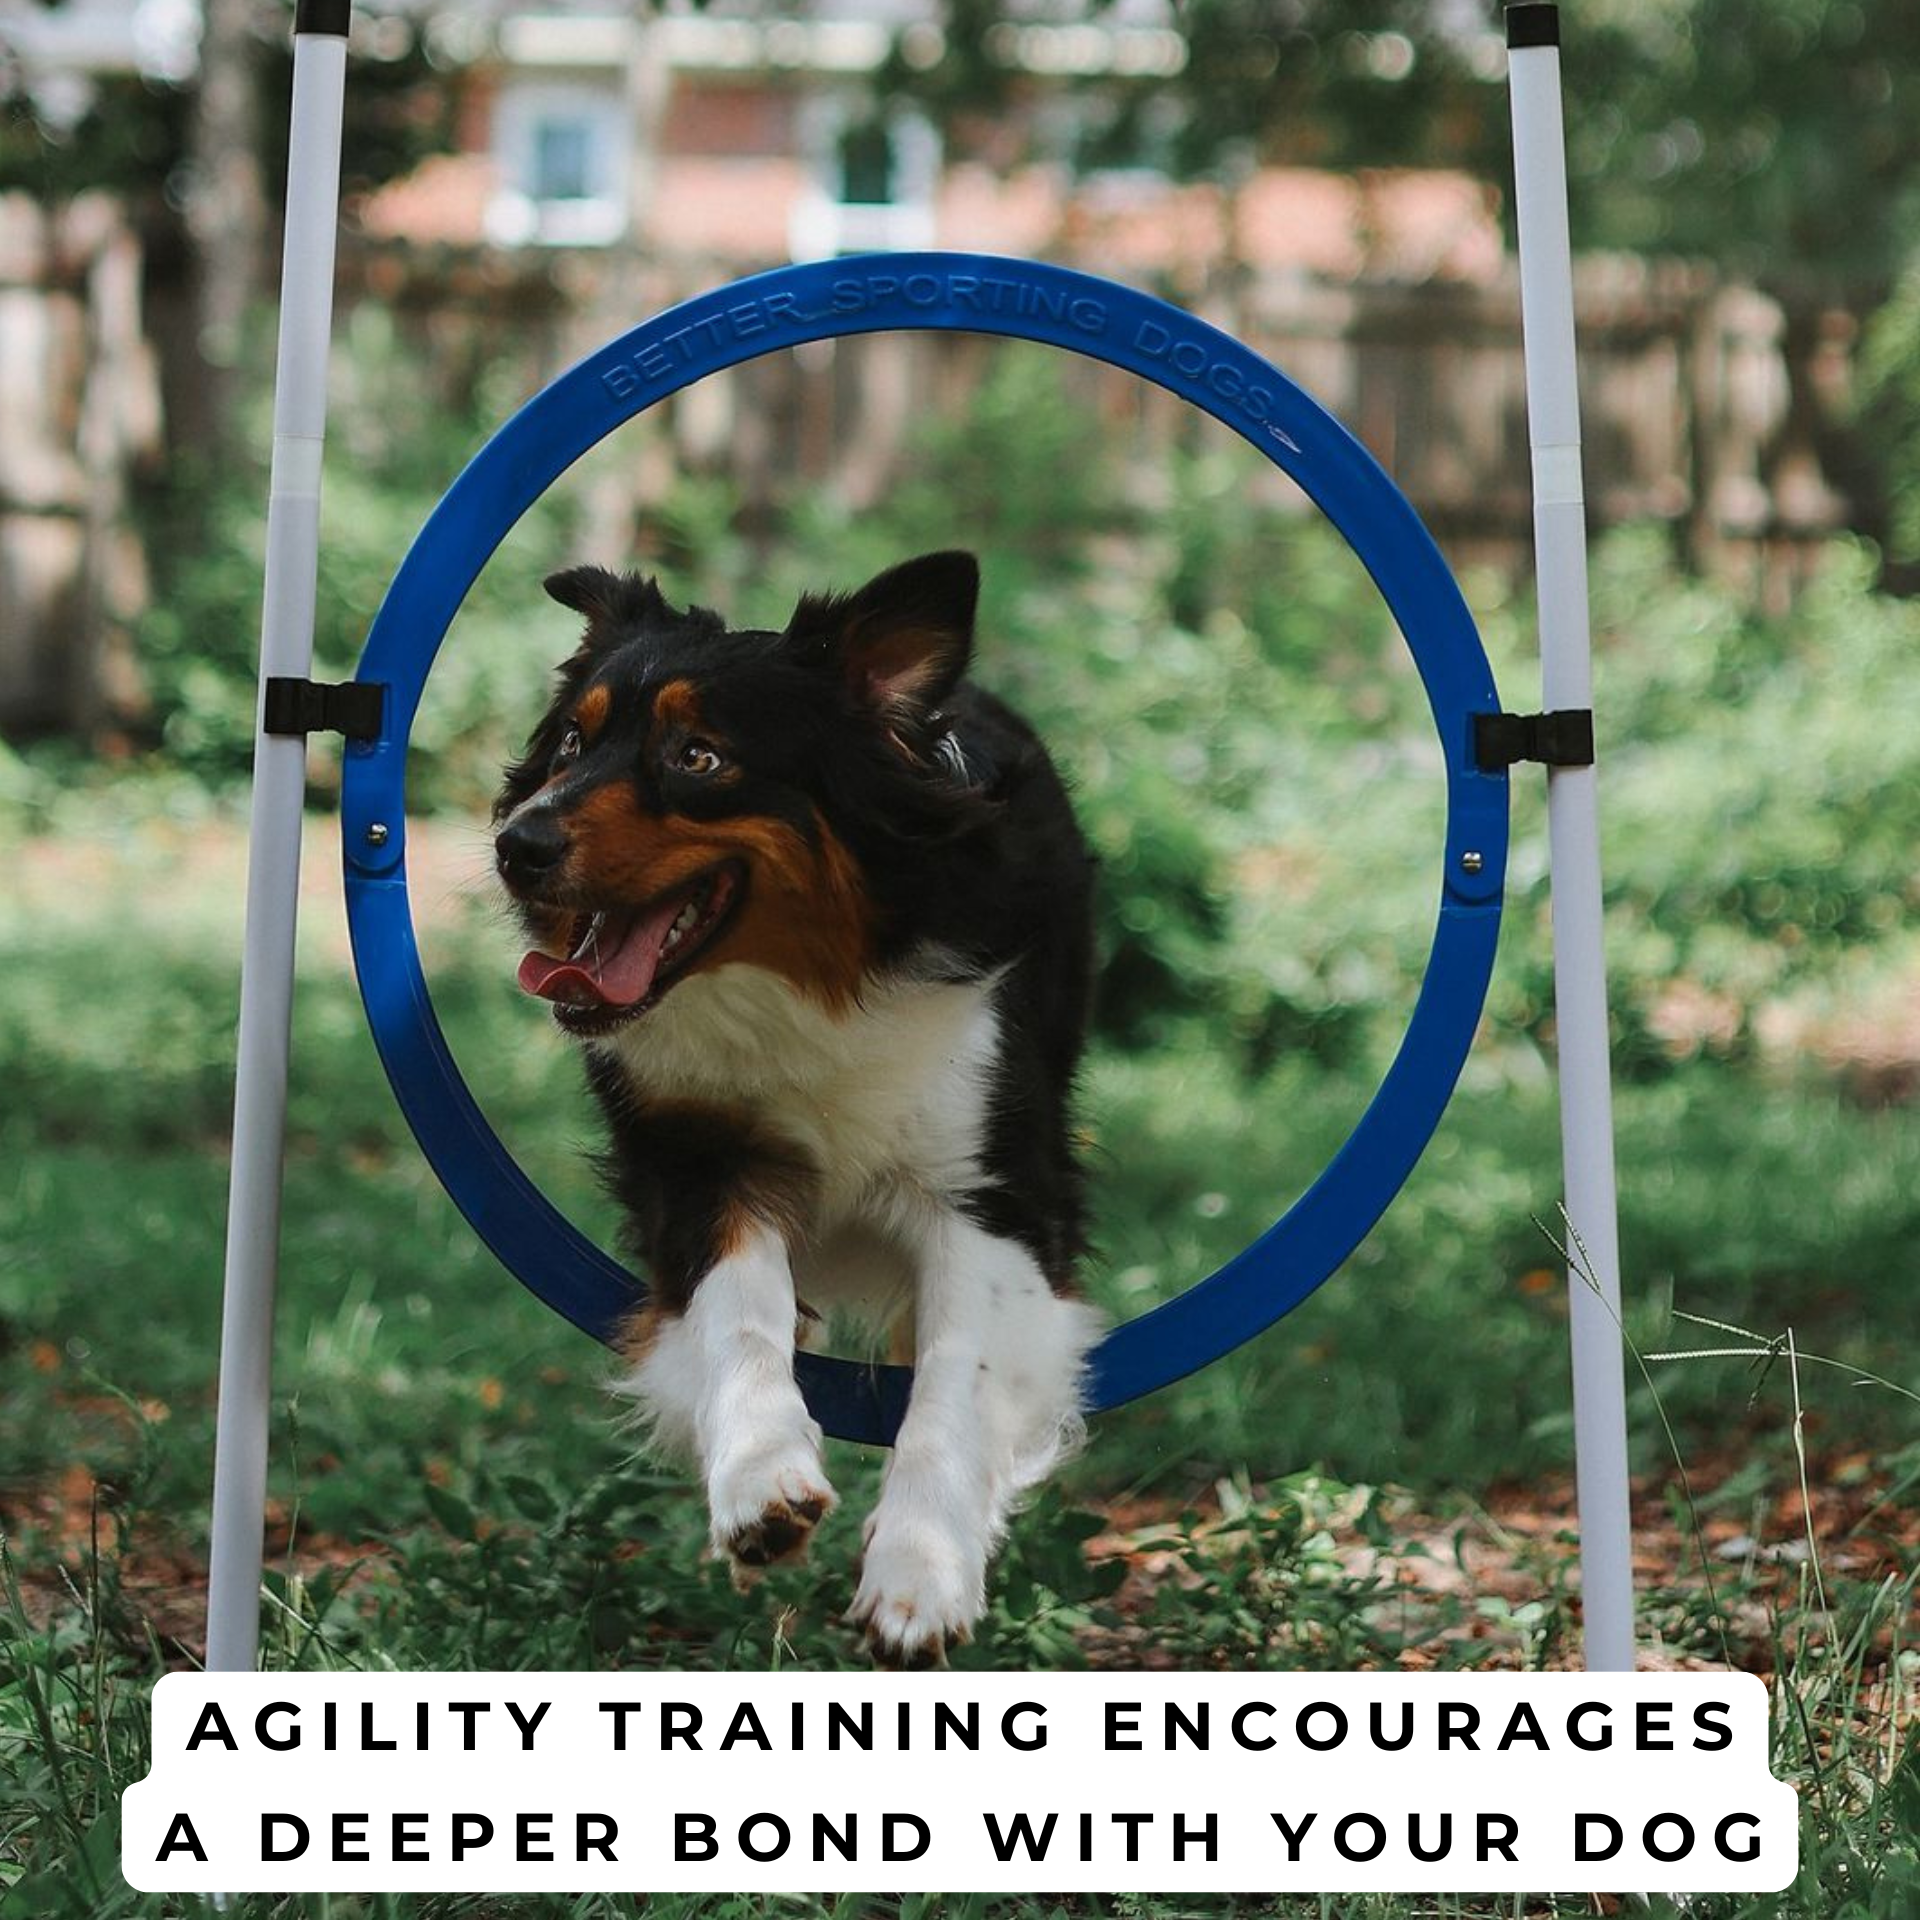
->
left=0, top=11, right=458, bottom=209
left=1859, top=266, right=1920, bottom=569
left=136, top=303, right=578, bottom=807
left=0, top=75, right=186, bottom=204
left=110, top=328, right=1920, bottom=1093
left=1542, top=0, right=1920, bottom=285
left=894, top=0, right=1920, bottom=288
left=1579, top=530, right=1920, bottom=1074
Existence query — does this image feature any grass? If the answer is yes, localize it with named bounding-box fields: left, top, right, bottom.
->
left=2, top=794, right=1915, bottom=1918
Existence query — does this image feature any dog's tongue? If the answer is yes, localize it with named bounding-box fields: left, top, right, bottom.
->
left=517, top=895, right=686, bottom=1009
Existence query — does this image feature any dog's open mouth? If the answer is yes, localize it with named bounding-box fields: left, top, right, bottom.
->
left=516, top=864, right=742, bottom=1035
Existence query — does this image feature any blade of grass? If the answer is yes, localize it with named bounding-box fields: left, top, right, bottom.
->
left=1785, top=1329, right=1833, bottom=1637
left=1534, top=1207, right=1733, bottom=1667
left=1650, top=1314, right=1918, bottom=1405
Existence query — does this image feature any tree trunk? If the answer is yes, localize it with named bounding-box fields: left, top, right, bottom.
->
left=183, top=0, right=269, bottom=452
left=582, top=2, right=673, bottom=558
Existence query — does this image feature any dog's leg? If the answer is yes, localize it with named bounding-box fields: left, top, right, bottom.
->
left=621, top=1223, right=835, bottom=1575
left=849, top=1208, right=1102, bottom=1667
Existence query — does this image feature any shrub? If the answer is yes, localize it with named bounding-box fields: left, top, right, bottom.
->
left=134, top=304, right=578, bottom=805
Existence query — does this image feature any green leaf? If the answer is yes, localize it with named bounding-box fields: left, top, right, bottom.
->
left=421, top=1481, right=477, bottom=1541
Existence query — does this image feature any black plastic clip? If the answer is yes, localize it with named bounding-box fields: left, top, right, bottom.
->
left=262, top=677, right=385, bottom=742
left=1473, top=708, right=1594, bottom=772
left=294, top=0, right=352, bottom=38
left=1505, top=3, right=1561, bottom=50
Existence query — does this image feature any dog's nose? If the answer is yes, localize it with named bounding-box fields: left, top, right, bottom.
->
left=495, top=811, right=570, bottom=888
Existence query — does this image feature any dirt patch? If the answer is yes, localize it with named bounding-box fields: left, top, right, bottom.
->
left=13, top=1442, right=1912, bottom=1684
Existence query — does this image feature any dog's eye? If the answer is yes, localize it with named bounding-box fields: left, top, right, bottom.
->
left=552, top=723, right=583, bottom=770
left=675, top=739, right=726, bottom=778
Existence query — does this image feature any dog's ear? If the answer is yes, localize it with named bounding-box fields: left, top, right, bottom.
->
left=544, top=565, right=623, bottom=621
left=544, top=566, right=668, bottom=634
left=789, top=551, right=978, bottom=720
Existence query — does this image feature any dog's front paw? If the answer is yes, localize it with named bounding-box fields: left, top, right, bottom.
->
left=708, top=1438, right=836, bottom=1578
left=848, top=1515, right=984, bottom=1668
left=723, top=1485, right=835, bottom=1572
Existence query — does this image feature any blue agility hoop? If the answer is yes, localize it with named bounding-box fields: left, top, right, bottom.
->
left=342, top=253, right=1509, bottom=1447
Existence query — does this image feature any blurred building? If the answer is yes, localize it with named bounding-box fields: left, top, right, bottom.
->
left=1, top=1, right=1504, bottom=277
left=349, top=4, right=1501, bottom=283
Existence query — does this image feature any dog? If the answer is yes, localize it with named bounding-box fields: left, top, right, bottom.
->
left=493, top=550, right=1103, bottom=1666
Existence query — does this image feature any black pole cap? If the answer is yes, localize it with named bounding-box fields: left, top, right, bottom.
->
left=295, top=0, right=351, bottom=37
left=1506, top=2, right=1561, bottom=48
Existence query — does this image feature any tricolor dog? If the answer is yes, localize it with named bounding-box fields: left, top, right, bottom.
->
left=494, top=551, right=1103, bottom=1665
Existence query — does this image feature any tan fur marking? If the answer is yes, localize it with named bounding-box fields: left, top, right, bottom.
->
left=645, top=680, right=743, bottom=785
left=714, top=1192, right=792, bottom=1263
left=650, top=678, right=706, bottom=743
left=615, top=1300, right=667, bottom=1360
left=702, top=809, right=873, bottom=1012
left=567, top=784, right=728, bottom=901
left=574, top=683, right=612, bottom=741
left=564, top=785, right=873, bottom=1011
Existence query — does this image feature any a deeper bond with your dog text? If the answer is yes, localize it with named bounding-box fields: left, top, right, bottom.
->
left=126, top=1674, right=1795, bottom=1894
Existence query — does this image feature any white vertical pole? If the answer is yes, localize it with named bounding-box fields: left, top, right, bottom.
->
left=1505, top=2, right=1636, bottom=1672
left=205, top=5, right=351, bottom=1677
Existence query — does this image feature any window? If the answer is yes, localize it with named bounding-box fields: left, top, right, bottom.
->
left=489, top=83, right=628, bottom=247
left=837, top=117, right=896, bottom=207
left=531, top=116, right=595, bottom=203
left=791, top=104, right=938, bottom=259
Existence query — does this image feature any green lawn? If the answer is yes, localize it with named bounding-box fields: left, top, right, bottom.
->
left=5, top=800, right=1913, bottom=1530
left=2, top=794, right=1915, bottom=1918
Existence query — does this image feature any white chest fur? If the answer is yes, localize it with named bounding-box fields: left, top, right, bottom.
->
left=596, top=962, right=1004, bottom=1226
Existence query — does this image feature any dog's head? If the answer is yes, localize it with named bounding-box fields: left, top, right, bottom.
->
left=494, top=550, right=984, bottom=1036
